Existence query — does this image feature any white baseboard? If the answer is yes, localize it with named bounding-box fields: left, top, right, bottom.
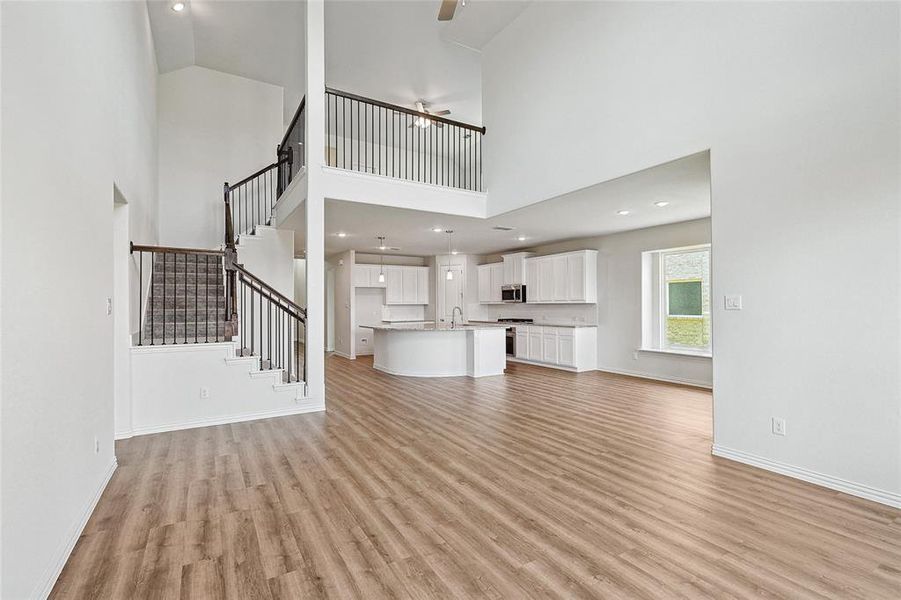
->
left=118, top=400, right=326, bottom=439
left=506, top=356, right=581, bottom=372
left=33, top=457, right=118, bottom=599
left=333, top=350, right=353, bottom=360
left=596, top=366, right=712, bottom=389
left=712, top=444, right=901, bottom=509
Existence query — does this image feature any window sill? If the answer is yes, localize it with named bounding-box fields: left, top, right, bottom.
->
left=639, top=347, right=712, bottom=359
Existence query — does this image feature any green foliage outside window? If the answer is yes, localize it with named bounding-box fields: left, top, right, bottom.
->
left=668, top=279, right=702, bottom=316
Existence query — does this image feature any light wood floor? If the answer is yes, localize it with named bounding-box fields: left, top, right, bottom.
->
left=51, top=356, right=901, bottom=599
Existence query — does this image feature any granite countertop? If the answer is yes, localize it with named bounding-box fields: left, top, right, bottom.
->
left=361, top=322, right=507, bottom=332
left=468, top=320, right=598, bottom=329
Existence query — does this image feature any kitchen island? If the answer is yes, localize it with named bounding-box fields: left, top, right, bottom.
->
left=361, top=322, right=506, bottom=378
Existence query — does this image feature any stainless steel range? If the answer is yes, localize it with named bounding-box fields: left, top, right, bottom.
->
left=498, top=318, right=534, bottom=356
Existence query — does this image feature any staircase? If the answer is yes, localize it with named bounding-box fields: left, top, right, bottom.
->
left=141, top=251, right=228, bottom=345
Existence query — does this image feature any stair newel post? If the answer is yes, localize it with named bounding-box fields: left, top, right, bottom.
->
left=223, top=182, right=239, bottom=338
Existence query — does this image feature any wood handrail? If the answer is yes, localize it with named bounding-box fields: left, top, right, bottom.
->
left=234, top=264, right=306, bottom=321
left=228, top=158, right=289, bottom=191
left=326, top=87, right=486, bottom=134
left=278, top=95, right=306, bottom=153
left=130, top=243, right=225, bottom=256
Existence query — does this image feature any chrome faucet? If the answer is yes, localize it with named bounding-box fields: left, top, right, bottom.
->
left=451, top=306, right=463, bottom=329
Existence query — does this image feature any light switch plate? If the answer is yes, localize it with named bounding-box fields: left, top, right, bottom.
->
left=724, top=295, right=743, bottom=310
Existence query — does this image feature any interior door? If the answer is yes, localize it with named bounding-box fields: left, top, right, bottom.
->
left=439, top=266, right=465, bottom=321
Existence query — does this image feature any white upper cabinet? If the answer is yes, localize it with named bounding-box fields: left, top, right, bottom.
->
left=524, top=250, right=597, bottom=304
left=502, top=252, right=532, bottom=285
left=477, top=262, right=505, bottom=304
left=384, top=266, right=429, bottom=305
left=385, top=267, right=404, bottom=303
left=353, top=264, right=387, bottom=288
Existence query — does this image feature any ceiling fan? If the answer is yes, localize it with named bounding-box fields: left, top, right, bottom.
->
left=410, top=100, right=451, bottom=129
left=437, top=0, right=464, bottom=22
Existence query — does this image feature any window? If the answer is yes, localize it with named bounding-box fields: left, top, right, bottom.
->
left=641, top=244, right=711, bottom=356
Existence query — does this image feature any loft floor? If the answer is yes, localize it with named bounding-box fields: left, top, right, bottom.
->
left=50, top=356, right=901, bottom=599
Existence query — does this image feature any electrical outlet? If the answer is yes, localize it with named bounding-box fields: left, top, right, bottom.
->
left=94, top=437, right=100, bottom=454
left=200, top=387, right=210, bottom=399
left=772, top=417, right=786, bottom=436
left=632, top=351, right=639, bottom=360
left=106, top=297, right=113, bottom=316
left=724, top=295, right=743, bottom=310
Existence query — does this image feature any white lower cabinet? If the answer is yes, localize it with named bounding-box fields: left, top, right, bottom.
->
left=557, top=332, right=575, bottom=367
left=511, top=325, right=596, bottom=372
left=527, top=327, right=543, bottom=361
left=542, top=329, right=559, bottom=364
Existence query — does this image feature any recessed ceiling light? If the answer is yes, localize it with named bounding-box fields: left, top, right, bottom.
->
left=617, top=209, right=631, bottom=216
left=171, top=2, right=186, bottom=12
left=654, top=201, right=670, bottom=207
left=517, top=235, right=526, bottom=241
left=336, top=232, right=347, bottom=238
left=431, top=227, right=443, bottom=233
left=451, top=250, right=458, bottom=255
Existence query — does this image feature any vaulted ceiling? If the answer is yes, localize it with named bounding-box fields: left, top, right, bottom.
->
left=147, top=1, right=529, bottom=130
left=325, top=0, right=530, bottom=125
left=146, top=0, right=305, bottom=123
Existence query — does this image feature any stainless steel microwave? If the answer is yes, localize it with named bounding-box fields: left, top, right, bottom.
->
left=501, top=284, right=526, bottom=303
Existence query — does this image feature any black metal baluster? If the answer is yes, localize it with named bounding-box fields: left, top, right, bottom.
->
left=205, top=255, right=210, bottom=342
left=180, top=253, right=185, bottom=344
left=259, top=289, right=262, bottom=360
left=138, top=250, right=143, bottom=346
left=150, top=252, right=154, bottom=345
left=250, top=285, right=255, bottom=356
left=327, top=92, right=332, bottom=166
left=356, top=99, right=360, bottom=172
left=195, top=254, right=199, bottom=343
left=163, top=253, right=167, bottom=345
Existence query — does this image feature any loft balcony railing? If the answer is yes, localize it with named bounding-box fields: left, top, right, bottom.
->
left=278, top=96, right=306, bottom=195
left=325, top=87, right=485, bottom=192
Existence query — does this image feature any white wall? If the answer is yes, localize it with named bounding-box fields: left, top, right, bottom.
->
left=294, top=258, right=307, bottom=307
left=237, top=226, right=294, bottom=298
left=129, top=343, right=321, bottom=437
left=354, top=288, right=384, bottom=355
left=483, top=2, right=900, bottom=503
left=330, top=250, right=354, bottom=358
left=158, top=66, right=283, bottom=249
left=325, top=0, right=482, bottom=125
left=0, top=2, right=159, bottom=597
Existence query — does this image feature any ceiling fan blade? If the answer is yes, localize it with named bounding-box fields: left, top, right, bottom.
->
left=433, top=110, right=451, bottom=116
left=437, top=0, right=457, bottom=21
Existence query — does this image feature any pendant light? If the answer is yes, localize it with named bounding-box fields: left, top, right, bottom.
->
left=445, top=230, right=454, bottom=281
left=377, top=236, right=386, bottom=283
